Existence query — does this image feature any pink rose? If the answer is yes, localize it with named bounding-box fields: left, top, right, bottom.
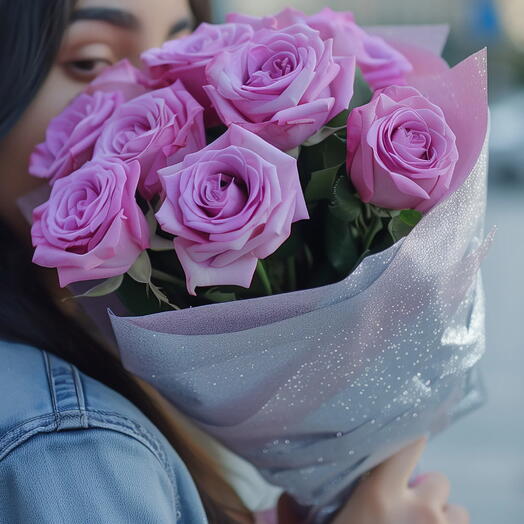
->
left=350, top=28, right=413, bottom=90
left=141, top=23, right=254, bottom=125
left=29, top=91, right=124, bottom=184
left=94, top=80, right=205, bottom=200
left=228, top=8, right=412, bottom=91
left=203, top=24, right=355, bottom=151
left=347, top=85, right=459, bottom=212
left=155, top=125, right=309, bottom=294
left=86, top=59, right=150, bottom=100
left=32, top=158, right=149, bottom=287
left=227, top=6, right=351, bottom=32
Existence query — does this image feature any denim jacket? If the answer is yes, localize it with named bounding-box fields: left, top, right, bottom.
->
left=0, top=340, right=208, bottom=524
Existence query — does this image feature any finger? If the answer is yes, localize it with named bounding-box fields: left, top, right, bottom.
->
left=412, top=472, right=450, bottom=506
left=369, top=437, right=428, bottom=490
left=276, top=493, right=302, bottom=524
left=445, top=504, right=469, bottom=524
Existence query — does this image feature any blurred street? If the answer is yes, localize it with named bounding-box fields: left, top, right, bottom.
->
left=424, top=185, right=524, bottom=524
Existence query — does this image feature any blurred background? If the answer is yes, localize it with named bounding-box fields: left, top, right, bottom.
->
left=210, top=1, right=524, bottom=522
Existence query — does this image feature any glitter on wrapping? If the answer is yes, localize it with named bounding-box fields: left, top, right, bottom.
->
left=110, top=51, right=491, bottom=523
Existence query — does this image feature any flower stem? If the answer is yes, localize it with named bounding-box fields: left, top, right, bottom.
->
left=363, top=216, right=383, bottom=251
left=256, top=260, right=273, bottom=296
left=151, top=269, right=186, bottom=289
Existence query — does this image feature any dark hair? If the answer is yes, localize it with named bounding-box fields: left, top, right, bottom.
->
left=0, top=1, right=250, bottom=522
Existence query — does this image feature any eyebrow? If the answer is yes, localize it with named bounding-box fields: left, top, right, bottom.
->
left=71, top=8, right=140, bottom=30
left=70, top=8, right=193, bottom=37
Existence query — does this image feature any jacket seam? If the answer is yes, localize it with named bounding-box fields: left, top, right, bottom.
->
left=72, top=365, right=88, bottom=428
left=42, top=351, right=61, bottom=430
left=0, top=422, right=181, bottom=521
left=0, top=409, right=177, bottom=491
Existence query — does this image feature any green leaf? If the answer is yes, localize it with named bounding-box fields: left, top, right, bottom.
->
left=148, top=280, right=180, bottom=309
left=399, top=209, right=423, bottom=227
left=145, top=207, right=157, bottom=233
left=125, top=250, right=179, bottom=309
left=349, top=69, right=374, bottom=110
left=127, top=251, right=152, bottom=284
left=329, top=176, right=362, bottom=222
left=203, top=288, right=237, bottom=303
left=367, top=205, right=401, bottom=218
left=116, top=274, right=167, bottom=315
left=302, top=110, right=349, bottom=147
left=322, top=135, right=347, bottom=168
left=73, top=275, right=124, bottom=298
left=388, top=210, right=422, bottom=242
left=325, top=212, right=360, bottom=276
left=326, top=109, right=350, bottom=128
left=305, top=165, right=341, bottom=202
left=302, top=126, right=343, bottom=147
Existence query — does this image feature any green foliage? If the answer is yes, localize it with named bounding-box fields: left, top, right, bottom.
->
left=326, top=109, right=350, bottom=128
left=203, top=288, right=237, bottom=303
left=362, top=215, right=384, bottom=251
left=270, top=224, right=304, bottom=260
left=302, top=109, right=349, bottom=146
left=399, top=209, right=423, bottom=227
left=305, top=166, right=341, bottom=202
left=329, top=176, right=362, bottom=222
left=117, top=274, right=174, bottom=316
left=322, top=134, right=346, bottom=167
left=325, top=211, right=360, bottom=276
left=73, top=275, right=124, bottom=299
left=388, top=210, right=423, bottom=242
left=127, top=251, right=152, bottom=284
left=126, top=251, right=179, bottom=310
left=349, top=69, right=373, bottom=110
left=256, top=260, right=273, bottom=295
left=205, top=124, right=228, bottom=145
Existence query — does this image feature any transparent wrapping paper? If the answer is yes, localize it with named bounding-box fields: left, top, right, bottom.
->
left=108, top=51, right=491, bottom=521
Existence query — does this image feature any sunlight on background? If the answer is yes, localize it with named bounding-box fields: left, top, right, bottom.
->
left=210, top=1, right=524, bottom=522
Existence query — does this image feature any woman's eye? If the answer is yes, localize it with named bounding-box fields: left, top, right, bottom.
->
left=64, top=58, right=113, bottom=81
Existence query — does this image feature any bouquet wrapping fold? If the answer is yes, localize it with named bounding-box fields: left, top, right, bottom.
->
left=110, top=50, right=491, bottom=521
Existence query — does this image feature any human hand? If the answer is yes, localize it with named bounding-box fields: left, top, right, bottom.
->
left=331, top=438, right=469, bottom=524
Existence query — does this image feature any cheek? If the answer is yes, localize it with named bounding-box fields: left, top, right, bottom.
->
left=0, top=66, right=85, bottom=232
left=9, top=66, right=85, bottom=161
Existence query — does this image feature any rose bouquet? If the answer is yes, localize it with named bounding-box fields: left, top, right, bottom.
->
left=27, top=8, right=490, bottom=522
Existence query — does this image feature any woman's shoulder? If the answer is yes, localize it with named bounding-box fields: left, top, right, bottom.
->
left=0, top=339, right=208, bottom=523
left=0, top=338, right=159, bottom=455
